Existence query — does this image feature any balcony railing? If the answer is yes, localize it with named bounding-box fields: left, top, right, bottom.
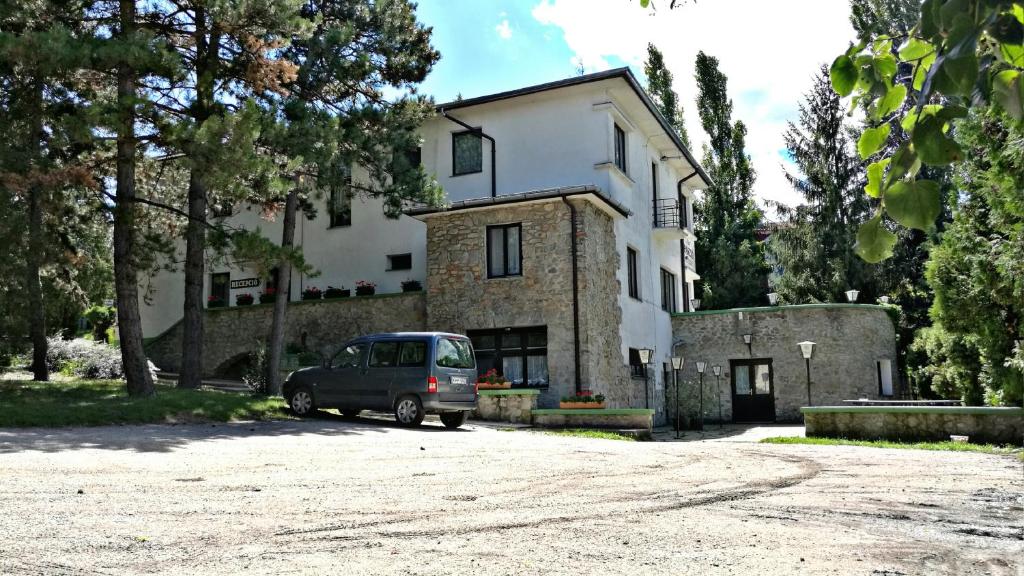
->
left=653, top=198, right=690, bottom=230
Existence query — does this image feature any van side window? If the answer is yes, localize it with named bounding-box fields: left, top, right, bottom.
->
left=332, top=343, right=366, bottom=369
left=398, top=341, right=427, bottom=367
left=368, top=342, right=399, bottom=368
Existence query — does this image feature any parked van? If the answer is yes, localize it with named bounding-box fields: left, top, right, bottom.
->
left=282, top=332, right=477, bottom=428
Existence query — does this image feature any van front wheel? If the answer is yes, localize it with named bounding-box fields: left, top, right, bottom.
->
left=394, top=396, right=424, bottom=427
left=440, top=411, right=468, bottom=429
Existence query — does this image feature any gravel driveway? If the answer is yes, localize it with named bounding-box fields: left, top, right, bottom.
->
left=0, top=414, right=1020, bottom=575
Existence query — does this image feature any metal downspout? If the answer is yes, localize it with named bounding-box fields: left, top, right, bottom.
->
left=440, top=109, right=497, bottom=198
left=677, top=170, right=699, bottom=311
left=562, top=196, right=582, bottom=394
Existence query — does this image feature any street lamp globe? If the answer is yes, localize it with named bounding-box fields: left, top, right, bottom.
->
left=878, top=295, right=890, bottom=304
left=798, top=341, right=816, bottom=360
left=767, top=292, right=779, bottom=305
left=671, top=356, right=684, bottom=370
left=638, top=348, right=654, bottom=365
left=696, top=361, right=706, bottom=374
left=845, top=289, right=860, bottom=303
left=711, top=365, right=722, bottom=377
left=690, top=298, right=701, bottom=311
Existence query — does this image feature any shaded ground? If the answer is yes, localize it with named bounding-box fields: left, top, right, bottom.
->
left=0, top=415, right=1020, bottom=575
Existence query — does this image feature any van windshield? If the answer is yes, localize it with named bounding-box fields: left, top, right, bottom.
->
left=435, top=338, right=475, bottom=369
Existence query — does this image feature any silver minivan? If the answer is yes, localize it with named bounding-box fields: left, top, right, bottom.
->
left=282, top=332, right=478, bottom=428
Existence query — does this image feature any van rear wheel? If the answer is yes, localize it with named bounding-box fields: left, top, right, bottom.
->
left=394, top=396, right=425, bottom=427
left=440, top=411, right=468, bottom=429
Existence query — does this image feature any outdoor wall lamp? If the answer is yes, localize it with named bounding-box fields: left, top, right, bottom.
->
left=742, top=333, right=753, bottom=355
left=695, top=361, right=706, bottom=431
left=711, top=365, right=723, bottom=429
left=845, top=289, right=860, bottom=303
left=670, top=355, right=684, bottom=438
left=798, top=341, right=816, bottom=408
left=638, top=348, right=654, bottom=410
left=690, top=298, right=701, bottom=311
left=767, top=292, right=779, bottom=305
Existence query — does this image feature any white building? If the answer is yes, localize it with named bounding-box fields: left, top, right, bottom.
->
left=141, top=68, right=709, bottom=416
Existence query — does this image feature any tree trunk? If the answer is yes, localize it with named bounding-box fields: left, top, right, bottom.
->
left=264, top=189, right=298, bottom=396
left=178, top=171, right=207, bottom=389
left=26, top=185, right=48, bottom=381
left=178, top=9, right=216, bottom=390
left=115, top=0, right=155, bottom=397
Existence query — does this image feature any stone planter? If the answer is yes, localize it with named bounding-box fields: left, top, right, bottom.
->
left=477, top=382, right=512, bottom=390
left=559, top=402, right=606, bottom=409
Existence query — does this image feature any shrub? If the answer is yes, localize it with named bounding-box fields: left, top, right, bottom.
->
left=45, top=337, right=158, bottom=381
left=243, top=345, right=269, bottom=395
left=83, top=305, right=116, bottom=342
left=259, top=287, right=277, bottom=304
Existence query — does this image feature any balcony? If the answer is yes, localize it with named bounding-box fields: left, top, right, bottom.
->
left=653, top=198, right=692, bottom=235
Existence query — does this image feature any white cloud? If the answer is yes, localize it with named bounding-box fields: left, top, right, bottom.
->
left=496, top=18, right=513, bottom=40
left=531, top=0, right=856, bottom=209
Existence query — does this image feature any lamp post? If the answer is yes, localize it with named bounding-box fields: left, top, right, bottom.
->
left=638, top=348, right=654, bottom=410
left=845, top=289, right=860, bottom=303
left=742, top=333, right=752, bottom=356
left=767, top=292, right=779, bottom=306
left=712, top=364, right=723, bottom=428
left=695, top=361, right=706, bottom=431
left=798, top=341, right=816, bottom=407
left=671, top=355, right=684, bottom=438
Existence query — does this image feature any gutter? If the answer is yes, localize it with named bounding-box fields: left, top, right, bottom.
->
left=561, top=196, right=583, bottom=394
left=440, top=109, right=497, bottom=198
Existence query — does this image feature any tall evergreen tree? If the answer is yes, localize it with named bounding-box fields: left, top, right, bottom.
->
left=644, top=43, right=690, bottom=147
left=770, top=66, right=877, bottom=303
left=692, top=51, right=768, bottom=309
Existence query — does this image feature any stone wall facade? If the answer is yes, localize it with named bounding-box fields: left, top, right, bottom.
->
left=424, top=198, right=624, bottom=409
left=804, top=407, right=1024, bottom=445
left=671, top=305, right=898, bottom=423
left=145, top=293, right=426, bottom=376
left=473, top=391, right=538, bottom=423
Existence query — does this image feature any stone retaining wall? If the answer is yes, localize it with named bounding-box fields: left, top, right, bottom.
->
left=804, top=407, right=1024, bottom=445
left=145, top=293, right=426, bottom=376
left=530, top=409, right=654, bottom=434
left=473, top=390, right=539, bottom=424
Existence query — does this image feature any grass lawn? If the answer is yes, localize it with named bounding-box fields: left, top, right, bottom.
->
left=762, top=435, right=1022, bottom=458
left=536, top=428, right=637, bottom=441
left=0, top=378, right=289, bottom=428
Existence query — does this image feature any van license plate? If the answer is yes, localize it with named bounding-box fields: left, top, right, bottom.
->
left=450, top=376, right=467, bottom=386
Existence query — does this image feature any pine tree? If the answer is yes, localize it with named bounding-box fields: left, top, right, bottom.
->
left=770, top=66, right=876, bottom=303
left=644, top=43, right=690, bottom=148
left=692, top=51, right=768, bottom=309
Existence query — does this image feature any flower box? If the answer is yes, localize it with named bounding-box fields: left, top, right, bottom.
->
left=401, top=279, right=422, bottom=292
left=301, top=287, right=322, bottom=301
left=477, top=381, right=512, bottom=390
left=207, top=300, right=226, bottom=309
left=355, top=280, right=376, bottom=296
left=235, top=294, right=254, bottom=306
left=559, top=402, right=607, bottom=409
left=259, top=293, right=277, bottom=304
left=324, top=287, right=350, bottom=299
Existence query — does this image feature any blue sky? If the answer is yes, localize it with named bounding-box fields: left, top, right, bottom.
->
left=413, top=0, right=857, bottom=209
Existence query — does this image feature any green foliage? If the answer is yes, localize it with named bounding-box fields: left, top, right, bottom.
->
left=538, top=429, right=636, bottom=442
left=919, top=108, right=1024, bottom=406
left=0, top=378, right=289, bottom=428
left=644, top=43, right=690, bottom=147
left=832, top=0, right=1024, bottom=261
left=693, top=51, right=770, bottom=309
left=83, top=305, right=115, bottom=342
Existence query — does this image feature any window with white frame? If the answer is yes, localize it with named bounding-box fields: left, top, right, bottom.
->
left=613, top=123, right=627, bottom=174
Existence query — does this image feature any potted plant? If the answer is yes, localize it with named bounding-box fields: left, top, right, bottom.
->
left=207, top=295, right=226, bottom=309
left=323, top=286, right=350, bottom=299
left=235, top=293, right=254, bottom=306
left=401, top=279, right=423, bottom=292
left=559, top=392, right=606, bottom=409
left=355, top=280, right=376, bottom=296
left=301, top=286, right=322, bottom=301
left=476, top=368, right=511, bottom=390
left=259, top=286, right=277, bottom=304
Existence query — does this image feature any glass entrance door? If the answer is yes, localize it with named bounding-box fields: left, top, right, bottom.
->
left=730, top=359, right=775, bottom=422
